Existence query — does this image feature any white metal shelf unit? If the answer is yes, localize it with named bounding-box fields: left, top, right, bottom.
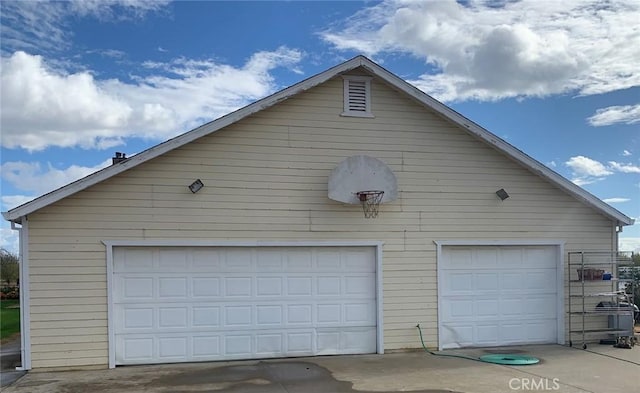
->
left=567, top=251, right=636, bottom=349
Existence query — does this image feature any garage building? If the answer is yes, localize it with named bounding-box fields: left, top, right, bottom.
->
left=3, top=56, right=633, bottom=369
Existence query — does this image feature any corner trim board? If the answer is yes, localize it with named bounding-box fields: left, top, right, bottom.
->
left=106, top=242, right=116, bottom=369
left=18, top=218, right=32, bottom=370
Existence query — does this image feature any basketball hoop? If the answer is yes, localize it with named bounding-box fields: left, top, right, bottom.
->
left=356, top=190, right=384, bottom=218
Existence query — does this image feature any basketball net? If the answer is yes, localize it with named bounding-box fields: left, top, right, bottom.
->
left=356, top=190, right=384, bottom=218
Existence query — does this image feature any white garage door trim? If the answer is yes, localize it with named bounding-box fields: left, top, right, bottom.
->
left=103, top=240, right=384, bottom=369
left=435, top=240, right=565, bottom=350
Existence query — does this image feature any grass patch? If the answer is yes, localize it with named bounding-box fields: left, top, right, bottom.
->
left=1, top=299, right=20, bottom=340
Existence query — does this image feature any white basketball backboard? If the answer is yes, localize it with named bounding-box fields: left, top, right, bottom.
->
left=328, top=155, right=398, bottom=204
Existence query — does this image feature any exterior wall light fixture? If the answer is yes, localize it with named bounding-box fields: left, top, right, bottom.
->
left=496, top=188, right=509, bottom=201
left=188, top=179, right=204, bottom=193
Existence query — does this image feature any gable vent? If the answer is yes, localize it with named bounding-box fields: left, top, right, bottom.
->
left=342, top=75, right=373, bottom=117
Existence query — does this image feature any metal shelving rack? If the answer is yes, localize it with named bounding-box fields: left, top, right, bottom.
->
left=568, top=251, right=636, bottom=349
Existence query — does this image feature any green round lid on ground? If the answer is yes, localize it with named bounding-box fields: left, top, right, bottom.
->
left=479, top=354, right=540, bottom=365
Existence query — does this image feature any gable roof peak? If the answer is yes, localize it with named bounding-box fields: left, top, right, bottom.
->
left=2, top=56, right=633, bottom=227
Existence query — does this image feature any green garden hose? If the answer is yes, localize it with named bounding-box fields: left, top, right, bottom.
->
left=416, top=324, right=540, bottom=365
left=415, top=324, right=482, bottom=362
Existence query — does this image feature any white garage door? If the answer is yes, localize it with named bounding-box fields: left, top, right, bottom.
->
left=439, top=246, right=559, bottom=349
left=112, top=246, right=377, bottom=365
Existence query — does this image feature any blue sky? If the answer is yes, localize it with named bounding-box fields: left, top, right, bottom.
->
left=1, top=0, right=638, bottom=253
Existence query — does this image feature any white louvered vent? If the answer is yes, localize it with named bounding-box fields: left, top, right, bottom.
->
left=342, top=76, right=373, bottom=117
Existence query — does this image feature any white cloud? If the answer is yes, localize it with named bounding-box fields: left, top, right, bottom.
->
left=623, top=150, right=632, bottom=157
left=1, top=195, right=36, bottom=211
left=565, top=155, right=613, bottom=186
left=566, top=156, right=613, bottom=176
left=322, top=0, right=640, bottom=102
left=602, top=198, right=630, bottom=204
left=86, top=49, right=127, bottom=59
left=1, top=159, right=112, bottom=196
left=0, top=227, right=20, bottom=255
left=588, top=104, right=640, bottom=127
left=571, top=177, right=605, bottom=187
left=68, top=0, right=170, bottom=19
left=566, top=156, right=640, bottom=185
left=609, top=161, right=640, bottom=174
left=0, top=0, right=169, bottom=53
left=0, top=48, right=303, bottom=151
left=619, top=237, right=640, bottom=252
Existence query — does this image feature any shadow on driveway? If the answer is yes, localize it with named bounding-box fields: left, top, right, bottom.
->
left=20, top=361, right=459, bottom=393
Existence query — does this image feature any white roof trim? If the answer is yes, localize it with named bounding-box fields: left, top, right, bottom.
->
left=2, top=56, right=633, bottom=226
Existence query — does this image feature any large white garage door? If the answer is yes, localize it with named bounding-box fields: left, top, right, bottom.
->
left=439, top=246, right=559, bottom=349
left=112, top=246, right=377, bottom=365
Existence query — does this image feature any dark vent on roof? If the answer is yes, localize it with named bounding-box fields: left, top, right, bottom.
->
left=112, top=152, right=127, bottom=165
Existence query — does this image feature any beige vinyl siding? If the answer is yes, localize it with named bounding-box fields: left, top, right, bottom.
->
left=26, top=72, right=614, bottom=368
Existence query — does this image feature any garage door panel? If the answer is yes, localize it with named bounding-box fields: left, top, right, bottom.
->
left=287, top=304, right=312, bottom=324
left=440, top=246, right=558, bottom=349
left=121, top=277, right=153, bottom=300
left=256, top=334, right=283, bottom=355
left=499, top=248, right=524, bottom=266
left=192, top=277, right=221, bottom=297
left=477, top=299, right=499, bottom=317
left=476, top=324, right=499, bottom=344
left=476, top=273, right=499, bottom=290
left=114, top=248, right=153, bottom=271
left=525, top=321, right=557, bottom=341
left=524, top=296, right=556, bottom=318
left=257, top=249, right=284, bottom=269
left=501, top=272, right=523, bottom=289
left=225, top=277, right=252, bottom=297
left=316, top=250, right=342, bottom=270
left=501, top=299, right=522, bottom=316
left=501, top=323, right=524, bottom=342
left=257, top=277, right=283, bottom=296
left=159, top=337, right=187, bottom=359
left=524, top=271, right=556, bottom=291
left=225, top=249, right=252, bottom=269
left=474, top=248, right=499, bottom=269
left=159, top=277, right=187, bottom=298
left=287, top=277, right=312, bottom=296
left=286, top=332, right=313, bottom=354
left=446, top=249, right=473, bottom=269
left=120, top=337, right=153, bottom=363
left=445, top=299, right=473, bottom=319
left=123, top=308, right=153, bottom=329
left=113, top=246, right=377, bottom=365
left=286, top=250, right=312, bottom=270
left=192, top=336, right=220, bottom=358
left=256, top=305, right=282, bottom=326
left=524, top=248, right=557, bottom=268
left=158, top=307, right=188, bottom=328
left=193, top=306, right=220, bottom=327
left=442, top=272, right=473, bottom=293
left=158, top=249, right=187, bottom=269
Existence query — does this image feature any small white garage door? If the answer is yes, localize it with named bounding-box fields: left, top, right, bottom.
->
left=112, top=246, right=377, bottom=365
left=439, top=245, right=559, bottom=349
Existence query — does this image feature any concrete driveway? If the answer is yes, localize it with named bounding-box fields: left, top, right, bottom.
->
left=3, top=345, right=638, bottom=393
left=0, top=336, right=25, bottom=389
